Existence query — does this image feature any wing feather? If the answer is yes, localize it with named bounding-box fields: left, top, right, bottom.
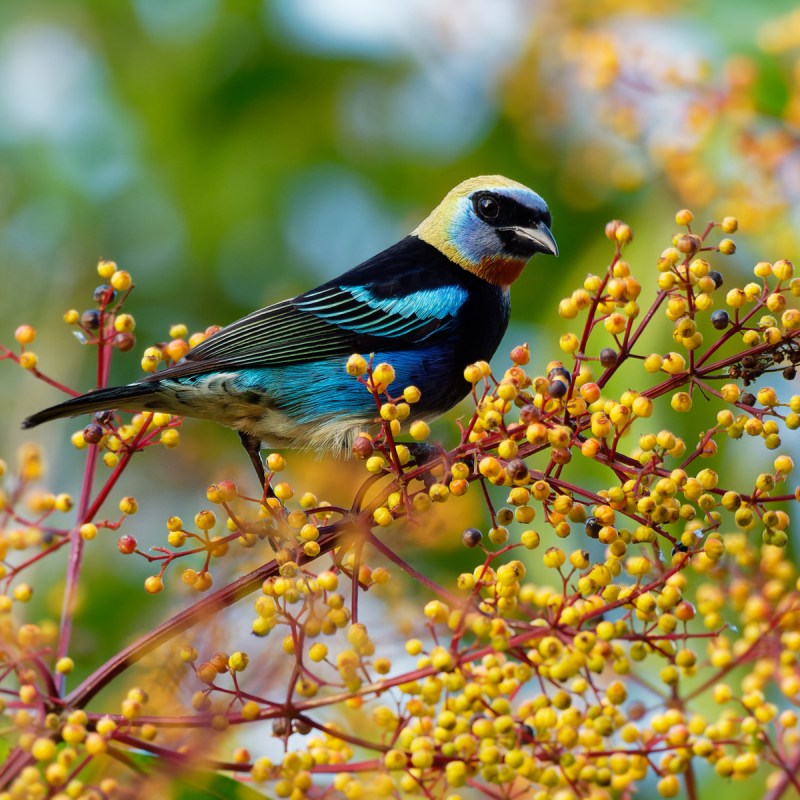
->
left=150, top=238, right=470, bottom=381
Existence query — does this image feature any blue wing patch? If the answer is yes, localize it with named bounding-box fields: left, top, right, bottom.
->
left=296, top=284, right=467, bottom=340
left=149, top=276, right=468, bottom=379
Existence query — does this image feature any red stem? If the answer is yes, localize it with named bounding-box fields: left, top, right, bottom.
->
left=54, top=443, right=99, bottom=693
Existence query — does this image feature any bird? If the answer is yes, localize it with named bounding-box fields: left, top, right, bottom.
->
left=23, top=176, right=557, bottom=486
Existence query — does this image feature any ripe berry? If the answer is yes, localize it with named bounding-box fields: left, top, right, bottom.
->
left=82, top=423, right=104, bottom=444
left=352, top=435, right=373, bottom=459
left=93, top=285, right=116, bottom=305
left=114, top=333, right=136, bottom=353
left=711, top=310, right=729, bottom=330
left=709, top=270, right=724, bottom=288
left=599, top=348, right=618, bottom=368
left=676, top=234, right=699, bottom=255
left=585, top=517, right=602, bottom=539
left=549, top=366, right=571, bottom=383
left=506, top=459, right=529, bottom=481
left=81, top=310, right=100, bottom=329
left=462, top=528, right=482, bottom=548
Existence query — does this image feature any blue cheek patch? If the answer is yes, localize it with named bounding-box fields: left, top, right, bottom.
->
left=446, top=197, right=504, bottom=267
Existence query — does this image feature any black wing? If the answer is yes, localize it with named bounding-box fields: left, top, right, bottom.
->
left=145, top=236, right=467, bottom=382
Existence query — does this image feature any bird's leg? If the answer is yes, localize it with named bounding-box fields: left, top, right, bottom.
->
left=238, top=431, right=288, bottom=552
left=238, top=431, right=266, bottom=489
left=406, top=442, right=439, bottom=466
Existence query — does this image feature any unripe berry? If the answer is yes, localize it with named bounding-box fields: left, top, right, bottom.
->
left=97, top=259, right=117, bottom=278
left=15, top=325, right=36, bottom=345
left=370, top=362, right=395, bottom=393
left=409, top=420, right=430, bottom=441
left=662, top=352, right=686, bottom=374
left=773, top=259, right=794, bottom=281
left=346, top=353, right=367, bottom=376
left=19, top=352, right=38, bottom=370
left=403, top=385, right=421, bottom=403
left=615, top=223, right=633, bottom=244
left=543, top=547, right=565, bottom=568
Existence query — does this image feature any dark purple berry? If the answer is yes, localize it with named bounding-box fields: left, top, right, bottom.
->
left=114, top=332, right=136, bottom=352
left=549, top=366, right=572, bottom=383
left=506, top=459, right=529, bottom=481
left=83, top=423, right=104, bottom=444
left=81, top=309, right=100, bottom=329
left=519, top=404, right=539, bottom=424
left=740, top=392, right=756, bottom=407
left=351, top=435, right=374, bottom=459
left=294, top=720, right=312, bottom=735
left=711, top=310, right=729, bottom=330
left=548, top=380, right=567, bottom=399
left=93, top=284, right=117, bottom=305
left=462, top=528, right=482, bottom=548
left=708, top=270, right=724, bottom=289
left=585, top=517, right=602, bottom=539
left=599, top=348, right=618, bottom=368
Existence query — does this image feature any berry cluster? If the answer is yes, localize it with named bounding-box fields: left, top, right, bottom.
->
left=0, top=214, right=799, bottom=799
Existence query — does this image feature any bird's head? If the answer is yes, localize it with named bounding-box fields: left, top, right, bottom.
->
left=413, top=176, right=557, bottom=287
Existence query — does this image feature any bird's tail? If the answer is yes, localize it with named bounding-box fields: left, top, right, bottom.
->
left=22, top=383, right=159, bottom=429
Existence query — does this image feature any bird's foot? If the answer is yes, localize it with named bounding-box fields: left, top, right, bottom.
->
left=405, top=442, right=448, bottom=489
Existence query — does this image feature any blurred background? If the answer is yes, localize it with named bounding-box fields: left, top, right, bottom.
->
left=2, top=0, right=800, bottom=793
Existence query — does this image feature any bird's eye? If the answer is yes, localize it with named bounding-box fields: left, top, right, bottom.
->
left=477, top=195, right=500, bottom=220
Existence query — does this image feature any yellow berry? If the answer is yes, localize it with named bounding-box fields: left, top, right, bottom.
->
left=19, top=352, right=38, bottom=370
left=403, top=385, right=421, bottom=403
left=409, top=420, right=430, bottom=441
left=346, top=354, right=367, bottom=376
left=110, top=270, right=132, bottom=291
left=97, top=259, right=117, bottom=278
left=370, top=362, right=395, bottom=393
left=14, top=325, right=36, bottom=345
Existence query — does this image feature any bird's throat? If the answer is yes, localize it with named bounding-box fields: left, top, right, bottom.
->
left=413, top=225, right=528, bottom=288
left=468, top=257, right=527, bottom=287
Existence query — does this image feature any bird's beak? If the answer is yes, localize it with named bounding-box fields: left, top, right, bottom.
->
left=501, top=223, right=559, bottom=257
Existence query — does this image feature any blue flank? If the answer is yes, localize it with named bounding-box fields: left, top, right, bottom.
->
left=231, top=347, right=452, bottom=424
